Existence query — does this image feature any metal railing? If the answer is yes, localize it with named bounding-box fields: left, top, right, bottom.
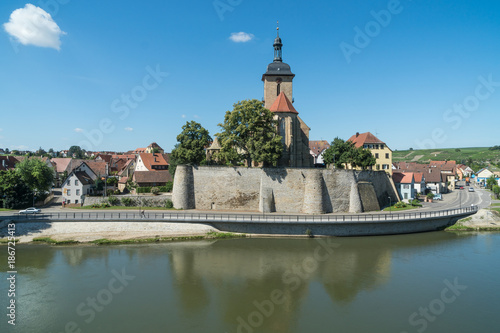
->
left=5, top=206, right=478, bottom=224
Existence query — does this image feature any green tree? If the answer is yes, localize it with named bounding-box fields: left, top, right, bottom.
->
left=355, top=147, right=377, bottom=170
left=106, top=177, right=118, bottom=186
left=486, top=175, right=498, bottom=190
left=15, top=158, right=54, bottom=193
left=492, top=185, right=500, bottom=199
left=216, top=99, right=283, bottom=167
left=68, top=145, right=84, bottom=159
left=0, top=170, right=32, bottom=209
left=323, top=137, right=376, bottom=170
left=323, top=137, right=357, bottom=169
left=171, top=121, right=212, bottom=166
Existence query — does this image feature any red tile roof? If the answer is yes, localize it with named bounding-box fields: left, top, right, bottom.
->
left=139, top=153, right=169, bottom=171
left=393, top=172, right=414, bottom=184
left=413, top=172, right=424, bottom=183
left=309, top=140, right=330, bottom=155
left=269, top=92, right=298, bottom=114
left=83, top=160, right=108, bottom=176
left=347, top=132, right=384, bottom=148
left=133, top=171, right=172, bottom=184
left=0, top=156, right=19, bottom=171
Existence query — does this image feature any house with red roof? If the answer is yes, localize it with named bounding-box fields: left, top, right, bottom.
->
left=392, top=172, right=416, bottom=201
left=309, top=140, right=330, bottom=167
left=347, top=132, right=393, bottom=175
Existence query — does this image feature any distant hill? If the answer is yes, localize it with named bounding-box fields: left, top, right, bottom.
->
left=392, top=147, right=500, bottom=171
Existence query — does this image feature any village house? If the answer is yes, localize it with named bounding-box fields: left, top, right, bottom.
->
left=475, top=168, right=494, bottom=186
left=133, top=153, right=171, bottom=188
left=62, top=170, right=95, bottom=205
left=309, top=140, right=330, bottom=167
left=392, top=172, right=415, bottom=201
left=347, top=132, right=393, bottom=175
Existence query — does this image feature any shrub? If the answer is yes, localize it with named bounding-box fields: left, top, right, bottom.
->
left=410, top=199, right=422, bottom=207
left=151, top=187, right=160, bottom=195
left=107, top=196, right=120, bottom=206
left=394, top=201, right=407, bottom=208
left=106, top=189, right=114, bottom=196
left=114, top=189, right=121, bottom=195
left=122, top=197, right=134, bottom=206
left=137, top=187, right=152, bottom=194
left=157, top=182, right=173, bottom=192
left=426, top=193, right=435, bottom=199
left=100, top=203, right=110, bottom=208
left=165, top=199, right=174, bottom=209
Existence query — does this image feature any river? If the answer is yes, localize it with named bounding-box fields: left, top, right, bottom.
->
left=1, top=231, right=499, bottom=333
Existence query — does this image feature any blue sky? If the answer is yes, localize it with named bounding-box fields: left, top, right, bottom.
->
left=1, top=0, right=499, bottom=153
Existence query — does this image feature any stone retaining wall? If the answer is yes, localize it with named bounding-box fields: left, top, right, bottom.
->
left=84, top=195, right=172, bottom=207
left=173, top=166, right=399, bottom=214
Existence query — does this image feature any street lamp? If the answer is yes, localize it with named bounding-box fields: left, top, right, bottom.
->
left=388, top=196, right=392, bottom=213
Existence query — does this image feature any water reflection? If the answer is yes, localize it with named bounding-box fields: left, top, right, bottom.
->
left=0, top=231, right=480, bottom=333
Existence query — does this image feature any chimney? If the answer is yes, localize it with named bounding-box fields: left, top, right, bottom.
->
left=356, top=132, right=359, bottom=137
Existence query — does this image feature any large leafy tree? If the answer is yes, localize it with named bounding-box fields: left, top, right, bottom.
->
left=171, top=121, right=212, bottom=166
left=323, top=137, right=376, bottom=170
left=15, top=158, right=54, bottom=193
left=216, top=99, right=283, bottom=167
left=68, top=145, right=84, bottom=159
left=323, top=137, right=357, bottom=169
left=0, top=170, right=32, bottom=209
left=355, top=147, right=377, bottom=170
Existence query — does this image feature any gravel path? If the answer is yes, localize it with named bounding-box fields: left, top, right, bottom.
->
left=1, top=221, right=218, bottom=243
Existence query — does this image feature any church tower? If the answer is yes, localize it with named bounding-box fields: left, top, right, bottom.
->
left=262, top=23, right=313, bottom=168
left=262, top=24, right=295, bottom=109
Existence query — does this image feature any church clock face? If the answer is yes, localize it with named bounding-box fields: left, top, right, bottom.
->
left=276, top=78, right=282, bottom=84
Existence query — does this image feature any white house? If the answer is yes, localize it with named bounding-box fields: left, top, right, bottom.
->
left=309, top=140, right=330, bottom=167
left=393, top=172, right=415, bottom=202
left=475, top=168, right=494, bottom=186
left=62, top=171, right=95, bottom=205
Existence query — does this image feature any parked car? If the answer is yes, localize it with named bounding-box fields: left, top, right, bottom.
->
left=468, top=187, right=475, bottom=192
left=19, top=207, right=41, bottom=214
left=434, top=194, right=442, bottom=200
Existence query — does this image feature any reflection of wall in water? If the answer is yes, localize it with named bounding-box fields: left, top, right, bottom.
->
left=167, top=239, right=392, bottom=330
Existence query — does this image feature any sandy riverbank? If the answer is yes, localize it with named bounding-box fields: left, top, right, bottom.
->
left=450, top=208, right=500, bottom=231
left=0, top=221, right=219, bottom=243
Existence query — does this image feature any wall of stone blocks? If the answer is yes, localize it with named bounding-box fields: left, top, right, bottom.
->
left=173, top=166, right=399, bottom=214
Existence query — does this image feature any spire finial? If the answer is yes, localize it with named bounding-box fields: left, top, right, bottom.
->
left=277, top=20, right=279, bottom=37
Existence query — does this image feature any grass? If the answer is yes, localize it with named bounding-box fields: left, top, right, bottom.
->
left=32, top=237, right=80, bottom=245
left=392, top=147, right=500, bottom=169
left=0, top=208, right=13, bottom=211
left=71, top=206, right=177, bottom=210
left=91, top=232, right=245, bottom=245
left=445, top=224, right=476, bottom=231
left=0, top=238, right=19, bottom=244
left=491, top=203, right=500, bottom=206
left=382, top=204, right=420, bottom=212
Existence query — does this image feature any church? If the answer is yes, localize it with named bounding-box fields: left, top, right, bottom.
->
left=263, top=25, right=313, bottom=168
left=208, top=25, right=313, bottom=168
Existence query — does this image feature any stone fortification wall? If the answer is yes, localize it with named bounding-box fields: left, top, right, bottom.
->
left=173, top=166, right=399, bottom=214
